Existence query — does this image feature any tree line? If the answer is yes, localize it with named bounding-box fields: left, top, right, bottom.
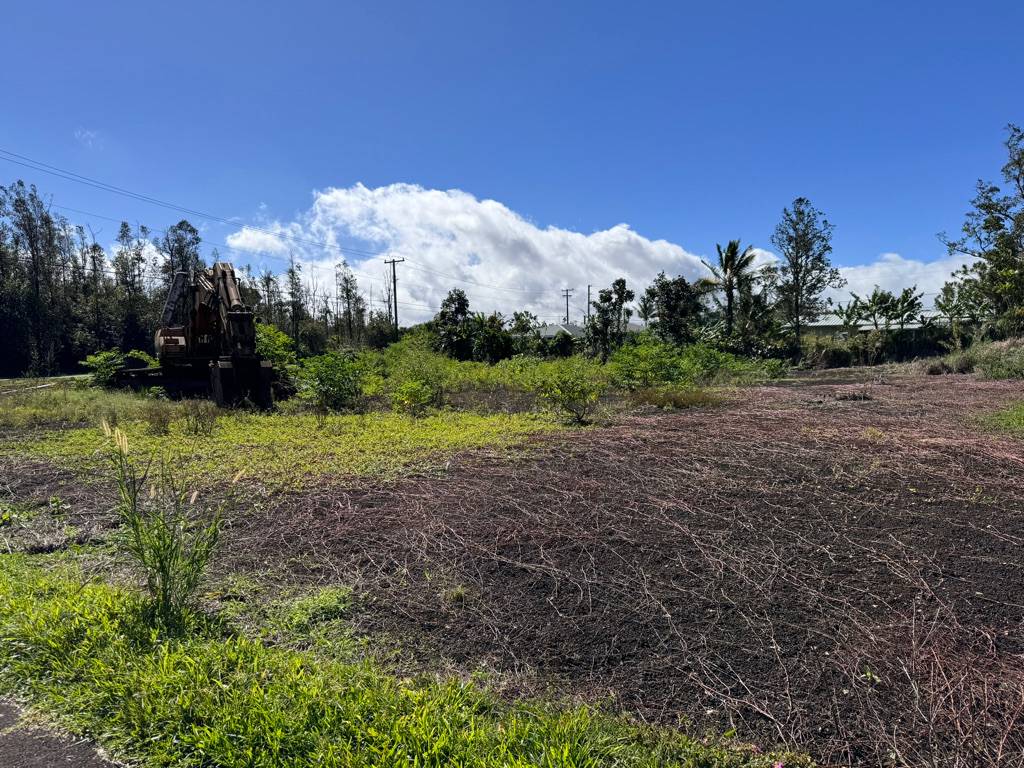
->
left=1, top=124, right=1021, bottom=377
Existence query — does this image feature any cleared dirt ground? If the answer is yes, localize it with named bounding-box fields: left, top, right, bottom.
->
left=227, top=374, right=1024, bottom=765
left=3, top=372, right=1023, bottom=765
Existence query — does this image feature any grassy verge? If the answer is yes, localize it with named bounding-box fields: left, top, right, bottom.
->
left=4, top=410, right=560, bottom=487
left=0, top=557, right=808, bottom=768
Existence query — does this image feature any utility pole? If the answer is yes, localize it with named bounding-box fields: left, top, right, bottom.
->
left=587, top=284, right=592, bottom=323
left=334, top=263, right=344, bottom=341
left=561, top=288, right=574, bottom=325
left=384, top=258, right=404, bottom=329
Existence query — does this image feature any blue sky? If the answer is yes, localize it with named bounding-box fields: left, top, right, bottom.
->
left=1, top=1, right=1021, bottom=321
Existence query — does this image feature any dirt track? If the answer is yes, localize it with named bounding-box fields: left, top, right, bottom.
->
left=0, top=701, right=114, bottom=768
left=226, top=374, right=1024, bottom=765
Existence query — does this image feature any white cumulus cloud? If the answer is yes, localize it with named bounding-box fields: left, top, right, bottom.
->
left=225, top=183, right=974, bottom=324
left=228, top=183, right=708, bottom=324
left=831, top=251, right=973, bottom=304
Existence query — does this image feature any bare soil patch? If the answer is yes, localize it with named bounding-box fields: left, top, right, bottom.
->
left=0, top=701, right=116, bottom=768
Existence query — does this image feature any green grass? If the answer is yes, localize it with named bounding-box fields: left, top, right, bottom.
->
left=982, top=400, right=1024, bottom=433
left=6, top=410, right=560, bottom=487
left=0, top=557, right=808, bottom=768
left=0, top=379, right=147, bottom=429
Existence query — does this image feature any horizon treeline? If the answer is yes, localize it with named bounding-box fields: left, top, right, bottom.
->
left=0, top=125, right=1020, bottom=377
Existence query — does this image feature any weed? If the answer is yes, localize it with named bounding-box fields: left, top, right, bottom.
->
left=285, top=586, right=353, bottom=631
left=180, top=399, right=220, bottom=436
left=14, top=411, right=559, bottom=487
left=629, top=386, right=723, bottom=410
left=104, top=422, right=226, bottom=632
left=139, top=399, right=174, bottom=436
left=391, top=378, right=436, bottom=416
left=862, top=426, right=886, bottom=442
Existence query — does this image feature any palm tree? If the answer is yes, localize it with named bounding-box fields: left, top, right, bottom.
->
left=702, top=240, right=757, bottom=336
left=636, top=294, right=654, bottom=328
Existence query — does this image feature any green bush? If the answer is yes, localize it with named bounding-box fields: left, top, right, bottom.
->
left=532, top=356, right=606, bottom=423
left=391, top=378, right=436, bottom=416
left=255, top=323, right=298, bottom=390
left=82, top=349, right=157, bottom=388
left=609, top=338, right=783, bottom=390
left=298, top=351, right=364, bottom=411
left=608, top=338, right=683, bottom=389
left=81, top=349, right=125, bottom=387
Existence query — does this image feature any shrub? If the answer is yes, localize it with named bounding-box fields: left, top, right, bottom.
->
left=532, top=357, right=606, bottom=423
left=609, top=338, right=784, bottom=389
left=802, top=337, right=854, bottom=369
left=608, top=338, right=682, bottom=389
left=974, top=338, right=1024, bottom=379
left=82, top=349, right=157, bottom=388
left=391, top=378, right=436, bottom=416
left=103, top=423, right=223, bottom=632
left=125, top=349, right=158, bottom=368
left=297, top=351, right=364, bottom=411
left=629, top=386, right=723, bottom=410
left=81, top=349, right=125, bottom=388
left=255, top=323, right=298, bottom=392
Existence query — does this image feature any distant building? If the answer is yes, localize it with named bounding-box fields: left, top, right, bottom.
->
left=804, top=311, right=945, bottom=338
left=538, top=322, right=584, bottom=339
left=536, top=320, right=646, bottom=339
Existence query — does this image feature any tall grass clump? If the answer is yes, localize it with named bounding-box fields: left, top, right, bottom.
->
left=180, top=398, right=220, bottom=436
left=103, top=421, right=225, bottom=632
left=974, top=338, right=1024, bottom=379
left=929, top=338, right=1024, bottom=378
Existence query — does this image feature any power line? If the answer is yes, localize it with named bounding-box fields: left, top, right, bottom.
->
left=1, top=150, right=575, bottom=300
left=0, top=148, right=385, bottom=260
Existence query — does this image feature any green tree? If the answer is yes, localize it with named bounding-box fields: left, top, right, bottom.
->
left=852, top=287, right=897, bottom=330
left=364, top=308, right=397, bottom=349
left=336, top=260, right=366, bottom=345
left=471, top=312, right=514, bottom=363
left=702, top=240, right=757, bottom=336
left=640, top=272, right=702, bottom=346
left=636, top=294, right=654, bottom=328
left=940, top=124, right=1024, bottom=333
left=586, top=278, right=634, bottom=362
left=890, top=286, right=924, bottom=331
left=433, top=288, right=474, bottom=360
left=771, top=197, right=845, bottom=347
left=833, top=296, right=864, bottom=334
left=157, top=220, right=203, bottom=283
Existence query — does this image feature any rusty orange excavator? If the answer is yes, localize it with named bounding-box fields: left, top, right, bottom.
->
left=118, top=262, right=272, bottom=407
